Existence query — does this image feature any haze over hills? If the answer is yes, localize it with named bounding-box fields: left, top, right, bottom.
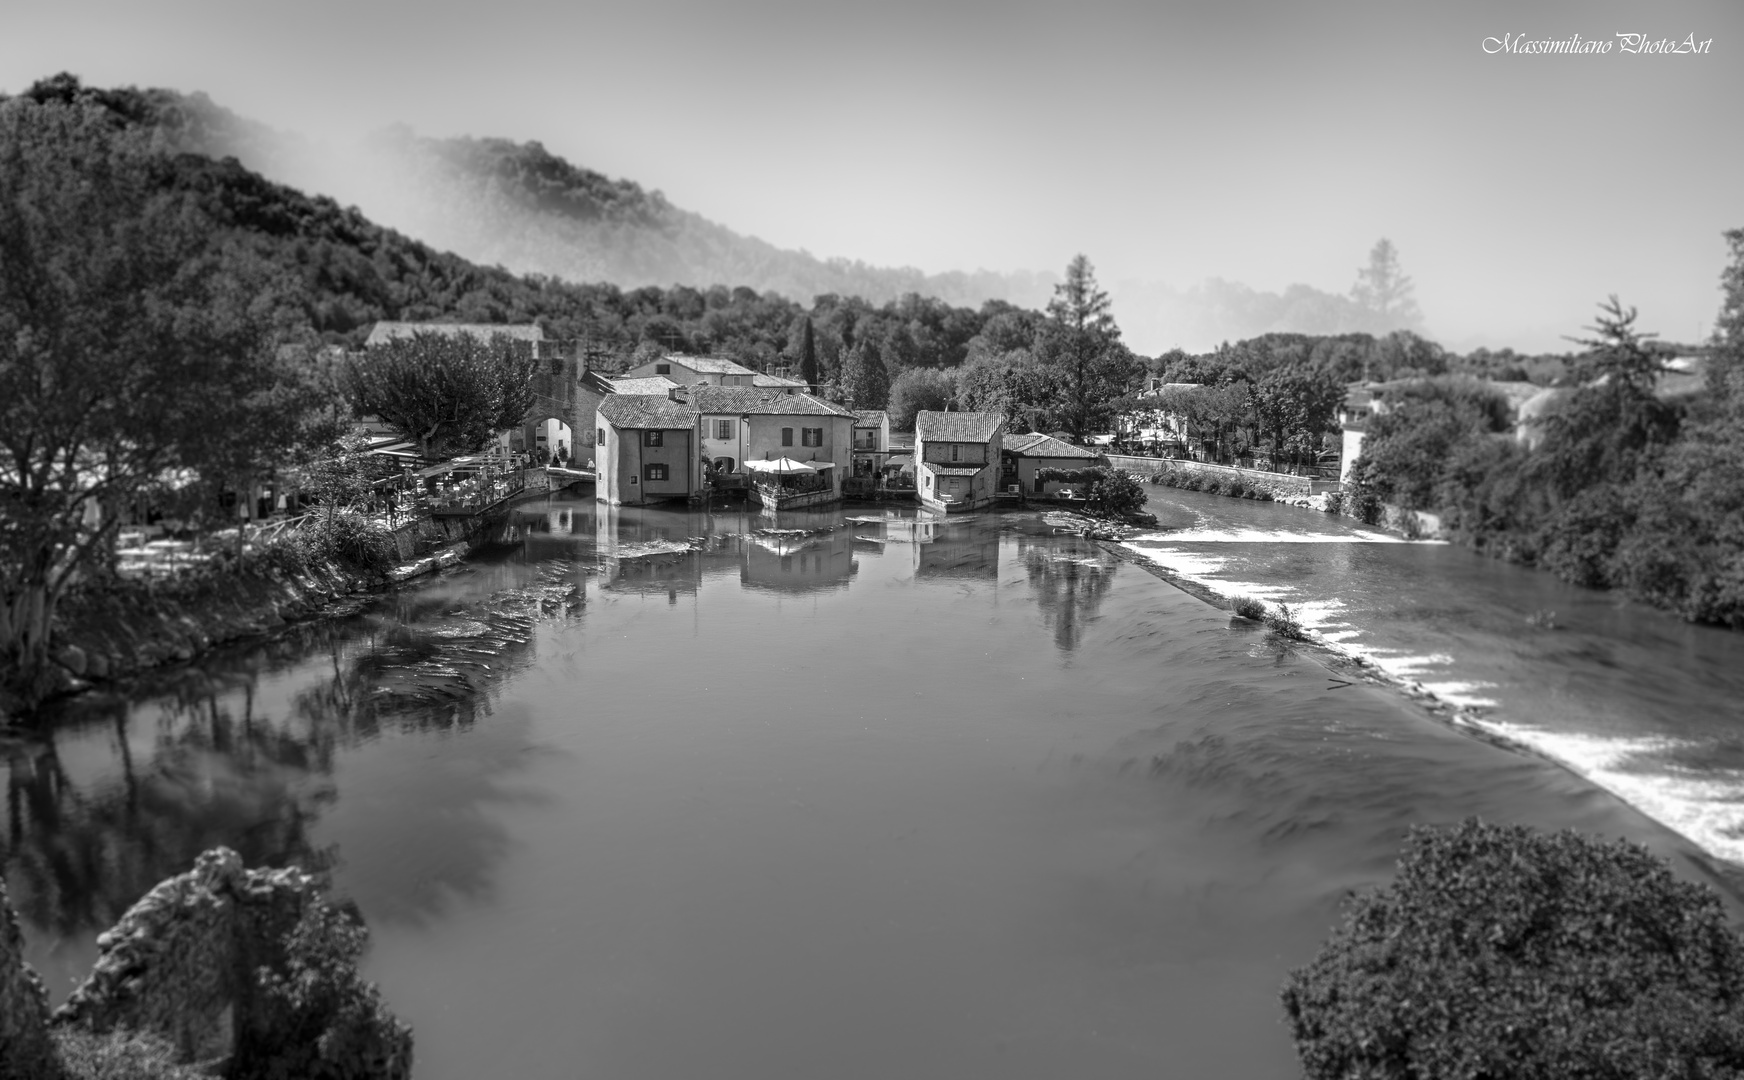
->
left=16, top=73, right=1431, bottom=353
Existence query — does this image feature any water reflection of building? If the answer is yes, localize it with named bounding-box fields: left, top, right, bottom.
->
left=740, top=529, right=857, bottom=593
left=1017, top=534, right=1118, bottom=651
left=915, top=527, right=1000, bottom=581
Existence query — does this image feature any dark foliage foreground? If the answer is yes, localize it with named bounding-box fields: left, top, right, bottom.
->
left=1282, top=819, right=1744, bottom=1079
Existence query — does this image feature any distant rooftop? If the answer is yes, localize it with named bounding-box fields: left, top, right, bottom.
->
left=690, top=386, right=856, bottom=418
left=608, top=375, right=681, bottom=395
left=661, top=354, right=760, bottom=376
left=854, top=410, right=889, bottom=426
left=366, top=321, right=544, bottom=347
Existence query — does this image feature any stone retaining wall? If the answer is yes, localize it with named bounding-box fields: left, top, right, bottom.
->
left=41, top=499, right=519, bottom=703
left=51, top=560, right=381, bottom=690
left=1110, top=455, right=1316, bottom=499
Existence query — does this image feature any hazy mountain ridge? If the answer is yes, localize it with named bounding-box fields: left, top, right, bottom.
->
left=12, top=74, right=1437, bottom=355
left=17, top=74, right=1057, bottom=312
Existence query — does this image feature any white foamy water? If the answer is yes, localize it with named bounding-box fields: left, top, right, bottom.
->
left=1477, top=723, right=1744, bottom=867
left=1122, top=521, right=1744, bottom=869
left=1150, top=527, right=1432, bottom=545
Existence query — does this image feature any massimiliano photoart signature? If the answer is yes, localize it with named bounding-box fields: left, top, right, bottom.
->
left=1483, top=32, right=1714, bottom=55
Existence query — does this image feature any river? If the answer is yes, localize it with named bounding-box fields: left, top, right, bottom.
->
left=5, top=488, right=1741, bottom=1079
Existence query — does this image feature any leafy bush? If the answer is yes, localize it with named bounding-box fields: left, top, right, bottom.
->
left=1323, top=490, right=1344, bottom=515
left=1282, top=819, right=1744, bottom=1080
left=234, top=897, right=413, bottom=1080
left=1265, top=601, right=1307, bottom=640
left=295, top=511, right=398, bottom=575
left=1231, top=595, right=1267, bottom=620
left=54, top=1029, right=202, bottom=1080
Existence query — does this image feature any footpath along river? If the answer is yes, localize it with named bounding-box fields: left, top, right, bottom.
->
left=5, top=487, right=1742, bottom=1079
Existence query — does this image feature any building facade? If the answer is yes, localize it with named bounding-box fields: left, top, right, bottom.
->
left=1000, top=432, right=1101, bottom=497
left=595, top=394, right=700, bottom=505
left=914, top=411, right=1005, bottom=513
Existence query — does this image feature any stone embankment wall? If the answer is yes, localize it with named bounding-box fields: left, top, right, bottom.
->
left=3, top=848, right=412, bottom=1079
left=1108, top=455, right=1318, bottom=500
left=44, top=497, right=525, bottom=698
left=51, top=560, right=389, bottom=689
left=1, top=877, right=61, bottom=1079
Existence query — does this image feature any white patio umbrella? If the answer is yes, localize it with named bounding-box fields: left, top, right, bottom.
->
left=745, top=457, right=817, bottom=475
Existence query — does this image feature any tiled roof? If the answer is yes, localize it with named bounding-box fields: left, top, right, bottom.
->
left=608, top=375, right=680, bottom=395
left=915, top=411, right=1002, bottom=443
left=928, top=465, right=988, bottom=477
left=854, top=410, right=889, bottom=426
left=1002, top=432, right=1098, bottom=459
left=599, top=394, right=695, bottom=429
left=366, top=321, right=543, bottom=346
left=666, top=354, right=759, bottom=376
left=752, top=373, right=808, bottom=388
left=691, top=386, right=855, bottom=418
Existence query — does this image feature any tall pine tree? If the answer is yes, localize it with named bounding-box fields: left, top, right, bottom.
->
left=1039, top=255, right=1143, bottom=439
left=839, top=336, right=890, bottom=410
left=798, top=316, right=819, bottom=388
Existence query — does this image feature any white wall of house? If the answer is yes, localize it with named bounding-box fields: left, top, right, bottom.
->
left=1339, top=428, right=1365, bottom=483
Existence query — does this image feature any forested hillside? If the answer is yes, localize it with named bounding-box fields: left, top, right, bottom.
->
left=12, top=74, right=1055, bottom=312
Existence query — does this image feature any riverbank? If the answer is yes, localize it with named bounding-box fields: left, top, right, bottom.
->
left=44, top=545, right=467, bottom=696
left=15, top=495, right=537, bottom=722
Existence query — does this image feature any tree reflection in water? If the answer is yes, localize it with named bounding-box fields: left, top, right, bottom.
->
left=2, top=563, right=576, bottom=959
left=1019, top=534, right=1119, bottom=652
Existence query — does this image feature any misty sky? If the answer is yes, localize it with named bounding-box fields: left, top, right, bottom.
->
left=6, top=0, right=1740, bottom=354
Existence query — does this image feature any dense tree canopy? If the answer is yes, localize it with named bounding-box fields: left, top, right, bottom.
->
left=1284, top=819, right=1744, bottom=1079
left=345, top=331, right=539, bottom=460
left=0, top=97, right=302, bottom=711
left=837, top=335, right=890, bottom=411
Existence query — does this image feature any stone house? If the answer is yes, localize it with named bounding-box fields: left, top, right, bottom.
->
left=1001, top=432, right=1101, bottom=497
left=914, top=411, right=1005, bottom=513
left=851, top=409, right=892, bottom=482
left=692, top=387, right=856, bottom=508
left=595, top=394, right=701, bottom=505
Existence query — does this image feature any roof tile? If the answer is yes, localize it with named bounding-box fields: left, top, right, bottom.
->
left=915, top=411, right=1003, bottom=443
left=599, top=394, right=696, bottom=429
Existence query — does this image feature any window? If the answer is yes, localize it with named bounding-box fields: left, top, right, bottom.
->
left=645, top=464, right=668, bottom=482
left=630, top=474, right=638, bottom=485
left=951, top=443, right=959, bottom=462
left=715, top=419, right=734, bottom=440
left=655, top=363, right=671, bottom=375
left=644, top=430, right=663, bottom=447
left=802, top=427, right=822, bottom=447
left=597, top=428, right=605, bottom=446
left=781, top=427, right=793, bottom=446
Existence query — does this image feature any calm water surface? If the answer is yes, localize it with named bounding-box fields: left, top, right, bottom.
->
left=5, top=490, right=1740, bottom=1079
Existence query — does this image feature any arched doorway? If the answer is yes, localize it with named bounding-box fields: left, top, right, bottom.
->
left=518, top=416, right=574, bottom=466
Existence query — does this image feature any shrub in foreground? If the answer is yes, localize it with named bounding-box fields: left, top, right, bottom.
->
left=1265, top=602, right=1307, bottom=640
left=1282, top=819, right=1744, bottom=1079
left=1231, top=595, right=1267, bottom=620
left=54, top=1029, right=201, bottom=1080
left=233, top=898, right=414, bottom=1080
